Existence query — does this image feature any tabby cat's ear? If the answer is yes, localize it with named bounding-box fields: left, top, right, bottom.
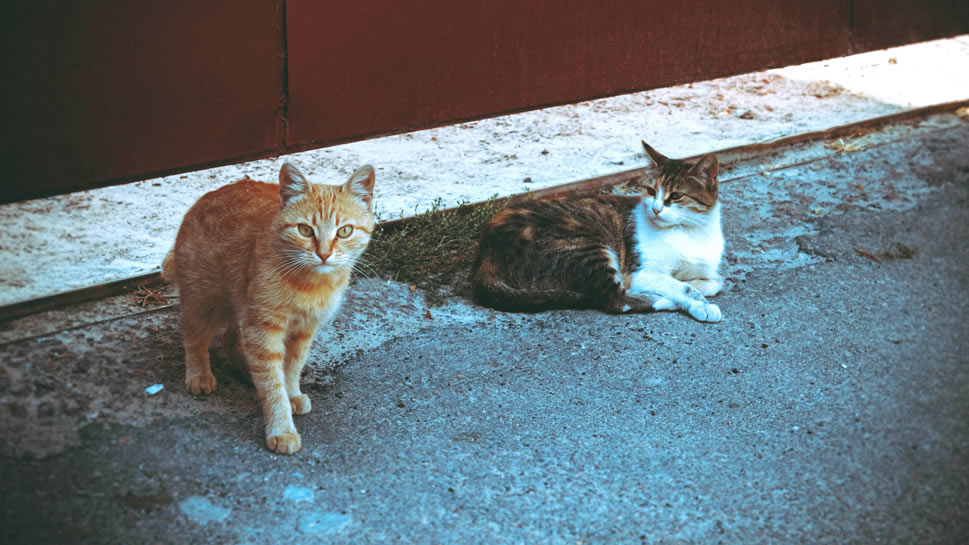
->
left=642, top=141, right=671, bottom=167
left=343, top=165, right=375, bottom=209
left=689, top=154, right=719, bottom=186
left=279, top=162, right=311, bottom=207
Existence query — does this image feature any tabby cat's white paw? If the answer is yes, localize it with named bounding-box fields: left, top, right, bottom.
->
left=688, top=278, right=724, bottom=297
left=688, top=301, right=722, bottom=323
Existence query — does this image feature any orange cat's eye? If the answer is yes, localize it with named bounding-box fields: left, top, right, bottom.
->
left=336, top=225, right=354, bottom=238
left=297, top=223, right=314, bottom=237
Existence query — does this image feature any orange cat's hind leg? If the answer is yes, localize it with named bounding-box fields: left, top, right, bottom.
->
left=182, top=331, right=217, bottom=395
left=179, top=302, right=222, bottom=395
left=221, top=322, right=252, bottom=383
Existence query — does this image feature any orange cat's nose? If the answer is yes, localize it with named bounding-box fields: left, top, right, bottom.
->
left=317, top=253, right=330, bottom=263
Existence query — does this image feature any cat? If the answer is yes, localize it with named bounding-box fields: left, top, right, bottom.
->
left=161, top=161, right=376, bottom=454
left=470, top=141, right=724, bottom=322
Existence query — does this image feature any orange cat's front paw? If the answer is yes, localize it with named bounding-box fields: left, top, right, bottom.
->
left=290, top=394, right=312, bottom=415
left=186, top=374, right=217, bottom=395
left=267, top=432, right=302, bottom=454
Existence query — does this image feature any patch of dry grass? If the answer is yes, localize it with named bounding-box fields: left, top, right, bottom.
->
left=361, top=196, right=505, bottom=305
left=127, top=284, right=171, bottom=307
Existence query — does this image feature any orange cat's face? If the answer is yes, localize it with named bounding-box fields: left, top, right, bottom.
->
left=275, top=163, right=376, bottom=277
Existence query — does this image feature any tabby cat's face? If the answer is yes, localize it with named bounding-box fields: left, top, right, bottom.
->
left=641, top=141, right=719, bottom=228
left=276, top=163, right=375, bottom=275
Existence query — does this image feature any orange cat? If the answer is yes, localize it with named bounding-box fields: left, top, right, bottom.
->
left=162, top=162, right=376, bottom=454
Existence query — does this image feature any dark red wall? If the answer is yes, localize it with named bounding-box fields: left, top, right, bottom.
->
left=1, top=0, right=966, bottom=203
left=0, top=1, right=285, bottom=202
left=285, top=0, right=854, bottom=149
left=853, top=0, right=969, bottom=50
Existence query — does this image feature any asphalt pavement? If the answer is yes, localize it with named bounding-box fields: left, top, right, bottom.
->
left=1, top=111, right=968, bottom=544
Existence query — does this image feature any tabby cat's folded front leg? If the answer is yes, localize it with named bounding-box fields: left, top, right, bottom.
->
left=629, top=272, right=722, bottom=323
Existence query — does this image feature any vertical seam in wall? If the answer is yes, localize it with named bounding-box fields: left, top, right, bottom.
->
left=280, top=0, right=291, bottom=150
left=845, top=0, right=859, bottom=53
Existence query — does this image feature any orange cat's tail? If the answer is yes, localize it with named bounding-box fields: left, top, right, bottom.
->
left=161, top=249, right=176, bottom=282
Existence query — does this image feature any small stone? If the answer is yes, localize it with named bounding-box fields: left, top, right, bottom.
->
left=451, top=431, right=483, bottom=442
left=297, top=511, right=352, bottom=535
left=283, top=485, right=314, bottom=503
left=145, top=384, right=164, bottom=395
left=177, top=496, right=231, bottom=525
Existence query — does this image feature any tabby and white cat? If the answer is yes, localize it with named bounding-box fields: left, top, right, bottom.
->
left=162, top=162, right=376, bottom=454
left=471, top=141, right=724, bottom=322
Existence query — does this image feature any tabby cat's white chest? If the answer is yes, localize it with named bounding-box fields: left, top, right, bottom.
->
left=631, top=202, right=724, bottom=277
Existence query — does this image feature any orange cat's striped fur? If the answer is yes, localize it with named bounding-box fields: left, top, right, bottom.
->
left=162, top=162, right=376, bottom=454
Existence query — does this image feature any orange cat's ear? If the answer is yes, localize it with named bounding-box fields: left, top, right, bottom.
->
left=344, top=165, right=375, bottom=209
left=689, top=154, right=719, bottom=185
left=642, top=141, right=671, bottom=167
left=279, top=162, right=311, bottom=207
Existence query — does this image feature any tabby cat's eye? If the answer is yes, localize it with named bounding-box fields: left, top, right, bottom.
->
left=337, top=225, right=354, bottom=238
left=646, top=187, right=656, bottom=196
left=669, top=192, right=683, bottom=201
left=297, top=223, right=314, bottom=237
